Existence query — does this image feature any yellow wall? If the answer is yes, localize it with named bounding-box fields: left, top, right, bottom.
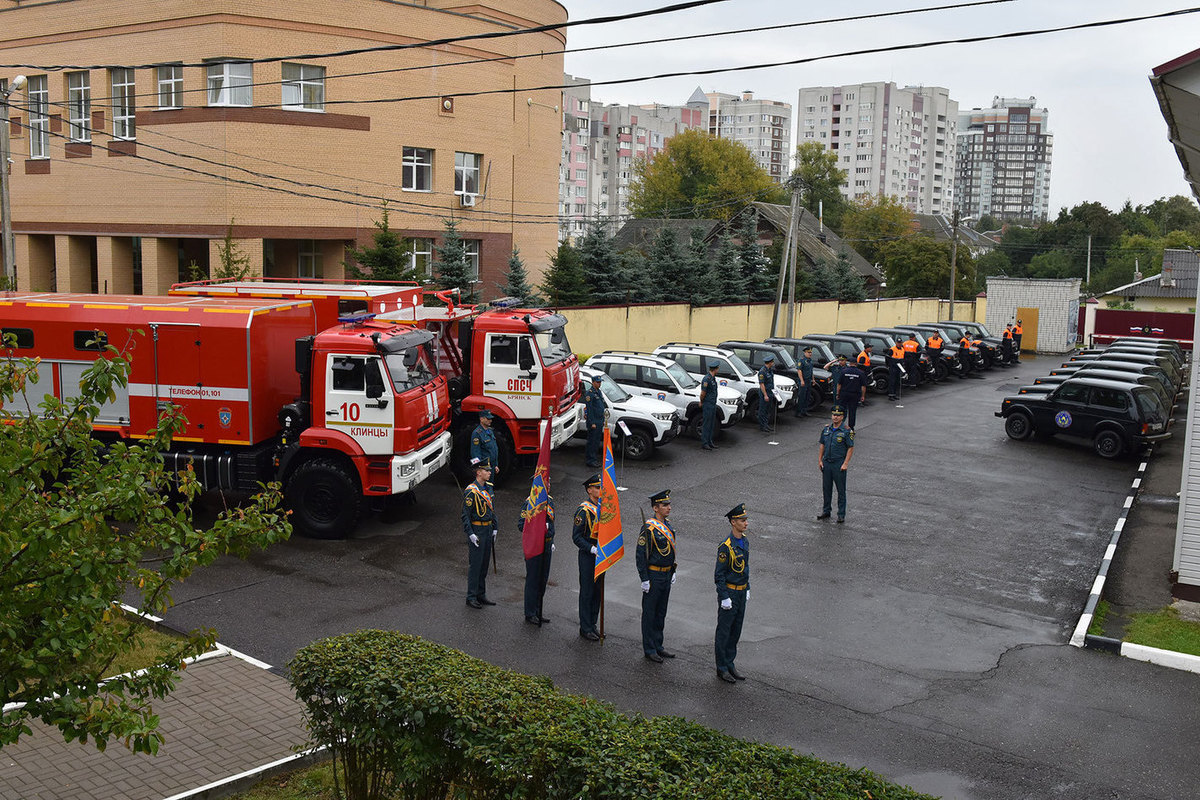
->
left=1130, top=298, right=1195, bottom=313
left=564, top=299, right=982, bottom=357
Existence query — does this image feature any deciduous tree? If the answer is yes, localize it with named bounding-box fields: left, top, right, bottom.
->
left=791, top=142, right=848, bottom=231
left=840, top=194, right=913, bottom=266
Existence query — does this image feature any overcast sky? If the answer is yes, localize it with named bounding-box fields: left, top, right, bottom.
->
left=559, top=0, right=1200, bottom=215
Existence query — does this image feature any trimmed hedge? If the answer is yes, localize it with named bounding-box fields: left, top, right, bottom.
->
left=289, top=631, right=934, bottom=800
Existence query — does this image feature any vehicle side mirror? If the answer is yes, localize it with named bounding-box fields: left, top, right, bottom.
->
left=519, top=350, right=536, bottom=371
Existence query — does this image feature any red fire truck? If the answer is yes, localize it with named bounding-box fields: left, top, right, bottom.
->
left=171, top=279, right=584, bottom=480
left=0, top=292, right=452, bottom=538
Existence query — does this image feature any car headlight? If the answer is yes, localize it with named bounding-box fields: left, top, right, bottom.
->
left=652, top=412, right=674, bottom=421
left=400, top=464, right=417, bottom=477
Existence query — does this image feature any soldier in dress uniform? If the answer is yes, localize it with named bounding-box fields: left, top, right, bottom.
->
left=518, top=476, right=554, bottom=626
left=714, top=503, right=750, bottom=684
left=463, top=459, right=498, bottom=609
left=757, top=355, right=776, bottom=432
left=637, top=489, right=678, bottom=662
left=470, top=410, right=500, bottom=478
left=584, top=374, right=607, bottom=467
left=573, top=474, right=604, bottom=641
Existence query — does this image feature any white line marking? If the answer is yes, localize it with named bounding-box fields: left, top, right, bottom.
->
left=1115, top=517, right=1126, bottom=532
left=159, top=746, right=327, bottom=800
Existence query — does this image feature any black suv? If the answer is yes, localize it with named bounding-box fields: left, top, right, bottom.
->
left=719, top=340, right=826, bottom=412
left=996, top=376, right=1171, bottom=459
left=931, top=321, right=1003, bottom=368
left=801, top=333, right=890, bottom=394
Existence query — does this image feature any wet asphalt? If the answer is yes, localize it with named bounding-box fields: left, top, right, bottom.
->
left=162, top=356, right=1200, bottom=800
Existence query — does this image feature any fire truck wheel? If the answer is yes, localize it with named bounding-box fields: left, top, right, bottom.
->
left=286, top=458, right=362, bottom=539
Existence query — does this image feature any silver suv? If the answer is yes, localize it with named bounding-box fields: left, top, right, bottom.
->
left=578, top=367, right=681, bottom=460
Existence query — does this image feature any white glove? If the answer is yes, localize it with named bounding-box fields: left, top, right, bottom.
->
left=590, top=546, right=598, bottom=555
left=746, top=591, right=749, bottom=600
left=469, top=534, right=479, bottom=547
left=551, top=543, right=555, bottom=553
left=670, top=573, right=676, bottom=586
left=492, top=529, right=498, bottom=539
left=720, top=598, right=732, bottom=610
left=640, top=580, right=650, bottom=593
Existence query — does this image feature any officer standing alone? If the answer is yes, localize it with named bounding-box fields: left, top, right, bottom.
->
left=573, top=474, right=604, bottom=641
left=700, top=360, right=720, bottom=450
left=794, top=346, right=813, bottom=418
left=757, top=355, right=776, bottom=432
left=637, top=490, right=677, bottom=662
left=816, top=407, right=855, bottom=523
left=463, top=459, right=499, bottom=608
left=714, top=503, right=750, bottom=684
left=583, top=373, right=606, bottom=468
left=470, top=410, right=499, bottom=478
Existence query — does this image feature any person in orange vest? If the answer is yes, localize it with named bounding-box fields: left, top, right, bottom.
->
left=926, top=332, right=944, bottom=379
left=901, top=333, right=922, bottom=386
left=855, top=343, right=873, bottom=407
left=1012, top=319, right=1023, bottom=362
left=886, top=341, right=905, bottom=399
left=958, top=333, right=977, bottom=378
left=1002, top=324, right=1015, bottom=364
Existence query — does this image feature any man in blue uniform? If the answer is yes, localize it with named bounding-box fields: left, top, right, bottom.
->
left=518, top=476, right=554, bottom=626
left=470, top=410, right=499, bottom=478
left=637, top=489, right=678, bottom=662
left=714, top=503, right=750, bottom=684
left=794, top=346, right=813, bottom=417
left=757, top=354, right=776, bottom=432
left=837, top=356, right=867, bottom=430
left=573, top=474, right=604, bottom=641
left=816, top=407, right=855, bottom=523
left=463, top=459, right=499, bottom=608
left=699, top=360, right=720, bottom=450
left=584, top=373, right=606, bottom=467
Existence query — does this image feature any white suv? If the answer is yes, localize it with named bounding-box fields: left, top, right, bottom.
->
left=585, top=351, right=745, bottom=435
left=577, top=367, right=681, bottom=460
left=653, top=342, right=797, bottom=416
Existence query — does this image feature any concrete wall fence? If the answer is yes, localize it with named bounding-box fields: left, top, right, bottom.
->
left=562, top=298, right=983, bottom=357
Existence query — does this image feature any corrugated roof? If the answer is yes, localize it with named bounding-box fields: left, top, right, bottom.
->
left=1100, top=248, right=1199, bottom=298
left=609, top=218, right=722, bottom=253
left=911, top=213, right=998, bottom=251
left=751, top=202, right=882, bottom=282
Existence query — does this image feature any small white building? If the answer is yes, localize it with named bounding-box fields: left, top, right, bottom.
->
left=984, top=277, right=1081, bottom=354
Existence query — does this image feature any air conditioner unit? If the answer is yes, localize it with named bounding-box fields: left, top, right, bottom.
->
left=460, top=193, right=477, bottom=208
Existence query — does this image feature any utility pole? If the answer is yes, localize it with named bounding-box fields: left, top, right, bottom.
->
left=948, top=209, right=960, bottom=320
left=1085, top=234, right=1092, bottom=287
left=1, top=75, right=28, bottom=291
left=770, top=177, right=802, bottom=337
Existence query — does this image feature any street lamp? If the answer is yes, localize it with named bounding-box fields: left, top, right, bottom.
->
left=1, top=74, right=28, bottom=291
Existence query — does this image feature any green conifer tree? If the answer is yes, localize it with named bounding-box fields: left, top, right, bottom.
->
left=499, top=248, right=542, bottom=306
left=344, top=203, right=416, bottom=282
left=577, top=216, right=621, bottom=301
left=540, top=241, right=591, bottom=307
left=432, top=217, right=476, bottom=302
left=736, top=210, right=775, bottom=301
left=713, top=230, right=748, bottom=303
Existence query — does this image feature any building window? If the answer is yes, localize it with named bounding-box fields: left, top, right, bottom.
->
left=27, top=75, right=49, bottom=158
left=455, top=152, right=482, bottom=195
left=575, top=169, right=587, bottom=180
left=67, top=71, right=90, bottom=142
left=282, top=63, right=325, bottom=111
left=157, top=64, right=183, bottom=109
left=410, top=238, right=434, bottom=277
left=464, top=240, right=481, bottom=280
left=297, top=240, right=322, bottom=278
left=111, top=68, right=136, bottom=140
left=402, top=147, right=433, bottom=191
left=207, top=62, right=252, bottom=107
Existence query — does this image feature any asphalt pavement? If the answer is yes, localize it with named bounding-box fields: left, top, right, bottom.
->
left=125, top=357, right=1200, bottom=799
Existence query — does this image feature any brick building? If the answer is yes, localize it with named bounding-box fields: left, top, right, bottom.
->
left=0, top=0, right=565, bottom=296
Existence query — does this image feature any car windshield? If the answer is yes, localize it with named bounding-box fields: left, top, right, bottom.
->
left=774, top=348, right=797, bottom=369
left=939, top=325, right=965, bottom=339
left=534, top=326, right=572, bottom=365
left=596, top=373, right=630, bottom=403
left=968, top=322, right=993, bottom=337
left=385, top=343, right=437, bottom=392
left=1134, top=387, right=1167, bottom=421
left=728, top=353, right=755, bottom=377
left=665, top=361, right=699, bottom=389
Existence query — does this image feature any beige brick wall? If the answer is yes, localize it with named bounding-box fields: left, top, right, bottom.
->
left=0, top=0, right=564, bottom=294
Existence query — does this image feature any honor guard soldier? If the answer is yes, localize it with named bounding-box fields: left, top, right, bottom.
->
left=816, top=407, right=855, bottom=523
left=757, top=355, right=776, bottom=432
left=700, top=360, right=720, bottom=450
left=794, top=346, right=814, bottom=418
left=584, top=374, right=606, bottom=467
left=463, top=459, right=499, bottom=608
left=470, top=410, right=500, bottom=478
left=637, top=489, right=678, bottom=662
left=714, top=503, right=750, bottom=684
left=518, top=477, right=555, bottom=626
left=573, top=474, right=604, bottom=641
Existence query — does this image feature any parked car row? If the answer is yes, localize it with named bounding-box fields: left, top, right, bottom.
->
left=996, top=337, right=1185, bottom=459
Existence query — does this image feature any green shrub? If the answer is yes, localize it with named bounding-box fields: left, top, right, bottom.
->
left=289, top=631, right=933, bottom=800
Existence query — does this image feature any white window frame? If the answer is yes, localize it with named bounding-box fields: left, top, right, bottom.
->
left=27, top=75, right=49, bottom=159
left=207, top=62, right=252, bottom=107
left=111, top=68, right=136, bottom=140
left=282, top=63, right=324, bottom=112
left=410, top=237, right=434, bottom=278
left=67, top=71, right=91, bottom=142
left=464, top=239, right=481, bottom=281
left=157, top=64, right=184, bottom=110
left=297, top=240, right=322, bottom=278
left=454, top=152, right=482, bottom=196
left=402, top=147, right=433, bottom=192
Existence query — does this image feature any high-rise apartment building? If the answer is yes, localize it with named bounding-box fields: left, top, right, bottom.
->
left=796, top=83, right=957, bottom=215
left=955, top=97, right=1053, bottom=223
left=693, top=89, right=792, bottom=184
left=560, top=76, right=704, bottom=237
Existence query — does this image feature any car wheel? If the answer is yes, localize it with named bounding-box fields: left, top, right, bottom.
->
left=1004, top=412, right=1033, bottom=441
left=870, top=370, right=889, bottom=394
left=807, top=385, right=823, bottom=411
left=1094, top=429, right=1125, bottom=459
left=285, top=457, right=361, bottom=539
left=685, top=413, right=702, bottom=439
left=934, top=361, right=949, bottom=381
left=621, top=427, right=655, bottom=461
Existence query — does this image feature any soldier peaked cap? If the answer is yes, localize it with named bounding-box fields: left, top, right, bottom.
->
left=591, top=373, right=603, bottom=382
left=863, top=342, right=873, bottom=348
left=830, top=406, right=845, bottom=415
left=650, top=489, right=671, bottom=505
left=726, top=503, right=747, bottom=520
left=583, top=473, right=602, bottom=488
left=763, top=354, right=775, bottom=362
left=709, top=360, right=721, bottom=369
left=479, top=409, right=494, bottom=419
left=472, top=458, right=493, bottom=470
